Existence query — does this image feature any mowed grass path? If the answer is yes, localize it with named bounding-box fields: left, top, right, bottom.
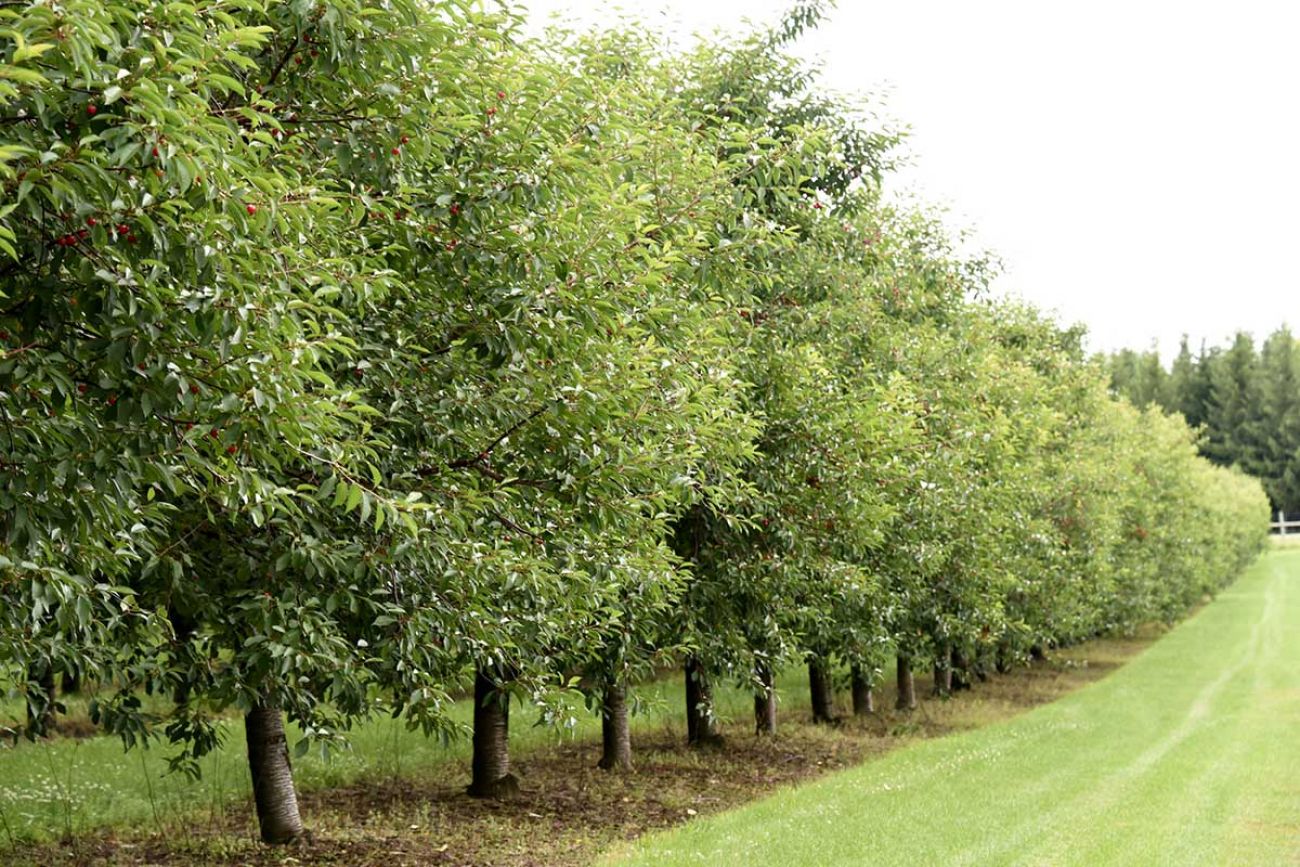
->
left=610, top=548, right=1300, bottom=866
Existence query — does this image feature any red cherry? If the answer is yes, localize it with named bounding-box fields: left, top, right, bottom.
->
left=226, top=444, right=237, bottom=454
left=486, top=107, right=496, bottom=117
left=246, top=204, right=257, bottom=215
left=400, top=135, right=409, bottom=144
left=151, top=146, right=160, bottom=157
left=77, top=384, right=88, bottom=394
left=189, top=384, right=199, bottom=394
left=353, top=367, right=363, bottom=378
left=86, top=104, right=97, bottom=116
left=137, top=362, right=146, bottom=371
left=209, top=428, right=219, bottom=439
left=496, top=90, right=506, bottom=100
left=185, top=422, right=194, bottom=430
left=106, top=394, right=117, bottom=406
left=127, top=234, right=138, bottom=244
left=391, top=147, right=400, bottom=156
left=85, top=217, right=97, bottom=227
left=813, top=201, right=822, bottom=210
left=449, top=203, right=460, bottom=216
left=116, top=223, right=129, bottom=234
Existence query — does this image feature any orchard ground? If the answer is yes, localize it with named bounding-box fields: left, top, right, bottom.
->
left=1, top=626, right=1158, bottom=864
left=613, top=545, right=1300, bottom=866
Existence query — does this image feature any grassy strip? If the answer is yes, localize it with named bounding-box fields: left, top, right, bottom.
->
left=0, top=670, right=778, bottom=845
left=609, top=551, right=1300, bottom=866
left=1, top=628, right=1159, bottom=865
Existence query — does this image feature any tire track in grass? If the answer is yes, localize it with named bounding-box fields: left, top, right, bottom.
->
left=611, top=551, right=1300, bottom=867
left=958, top=568, right=1277, bottom=866
left=1023, top=567, right=1280, bottom=865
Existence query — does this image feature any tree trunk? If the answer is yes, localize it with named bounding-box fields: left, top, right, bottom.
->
left=468, top=665, right=518, bottom=798
left=27, top=663, right=56, bottom=738
left=951, top=648, right=972, bottom=691
left=972, top=648, right=991, bottom=683
left=60, top=669, right=80, bottom=695
left=244, top=700, right=304, bottom=845
left=995, top=642, right=1012, bottom=674
left=809, top=659, right=834, bottom=723
left=933, top=646, right=952, bottom=697
left=1029, top=643, right=1046, bottom=662
left=753, top=662, right=777, bottom=735
left=685, top=655, right=720, bottom=746
left=895, top=654, right=916, bottom=711
left=850, top=664, right=874, bottom=716
left=169, top=607, right=197, bottom=707
left=597, top=678, right=632, bottom=772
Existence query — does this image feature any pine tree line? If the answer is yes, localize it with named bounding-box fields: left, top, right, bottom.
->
left=1109, top=328, right=1300, bottom=513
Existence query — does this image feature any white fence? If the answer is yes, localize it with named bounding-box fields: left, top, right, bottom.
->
left=1270, top=511, right=1300, bottom=535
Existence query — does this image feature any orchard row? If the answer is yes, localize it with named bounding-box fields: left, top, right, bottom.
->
left=0, top=0, right=1268, bottom=845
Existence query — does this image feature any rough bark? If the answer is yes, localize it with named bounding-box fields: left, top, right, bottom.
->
left=685, top=656, right=720, bottom=746
left=597, top=678, right=632, bottom=772
left=244, top=700, right=304, bottom=845
left=895, top=654, right=917, bottom=711
left=850, top=664, right=874, bottom=716
left=27, top=664, right=56, bottom=737
left=809, top=659, right=835, bottom=723
left=753, top=662, right=777, bottom=735
left=468, top=665, right=519, bottom=798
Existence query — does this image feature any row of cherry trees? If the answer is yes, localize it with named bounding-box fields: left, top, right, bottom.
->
left=0, top=0, right=1268, bottom=845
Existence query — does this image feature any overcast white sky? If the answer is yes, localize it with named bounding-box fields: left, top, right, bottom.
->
left=520, top=0, right=1297, bottom=359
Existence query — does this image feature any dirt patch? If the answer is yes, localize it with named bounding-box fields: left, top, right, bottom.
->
left=3, top=638, right=1153, bottom=867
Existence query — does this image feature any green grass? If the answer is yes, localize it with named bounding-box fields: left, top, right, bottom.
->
left=0, top=660, right=817, bottom=845
left=606, top=550, right=1300, bottom=866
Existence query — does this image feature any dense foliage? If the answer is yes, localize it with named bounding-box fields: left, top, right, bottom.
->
left=1109, top=329, right=1300, bottom=514
left=1, top=0, right=1269, bottom=844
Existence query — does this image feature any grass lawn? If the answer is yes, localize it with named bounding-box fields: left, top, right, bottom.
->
left=608, top=549, right=1300, bottom=866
